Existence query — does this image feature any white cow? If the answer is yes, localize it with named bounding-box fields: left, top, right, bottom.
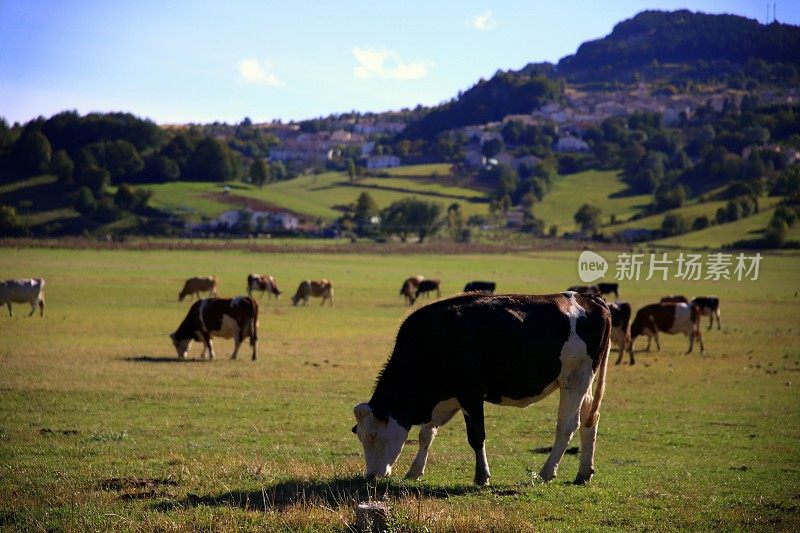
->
left=0, top=278, right=46, bottom=317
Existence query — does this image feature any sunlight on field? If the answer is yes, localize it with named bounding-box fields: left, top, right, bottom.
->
left=1, top=247, right=799, bottom=530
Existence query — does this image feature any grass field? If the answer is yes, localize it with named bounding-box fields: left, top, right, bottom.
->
left=1, top=246, right=799, bottom=531
left=145, top=168, right=491, bottom=222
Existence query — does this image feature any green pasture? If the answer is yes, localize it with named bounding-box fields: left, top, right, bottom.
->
left=145, top=168, right=490, bottom=222
left=1, top=246, right=799, bottom=531
left=533, top=169, right=652, bottom=233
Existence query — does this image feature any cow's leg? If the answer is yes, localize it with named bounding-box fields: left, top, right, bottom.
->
left=38, top=298, right=44, bottom=317
left=6, top=303, right=12, bottom=317
left=202, top=334, right=215, bottom=360
left=460, top=397, right=490, bottom=486
left=576, top=390, right=599, bottom=484
left=715, top=309, right=721, bottom=330
left=645, top=334, right=652, bottom=351
left=628, top=338, right=636, bottom=365
left=28, top=302, right=36, bottom=317
left=540, top=371, right=592, bottom=482
left=405, top=424, right=439, bottom=480
left=231, top=337, right=241, bottom=360
left=250, top=331, right=258, bottom=361
left=707, top=314, right=713, bottom=331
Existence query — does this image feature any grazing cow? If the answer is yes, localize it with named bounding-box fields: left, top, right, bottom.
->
left=608, top=302, right=633, bottom=365
left=247, top=274, right=282, bottom=299
left=179, top=276, right=218, bottom=302
left=660, top=295, right=689, bottom=304
left=692, top=297, right=721, bottom=331
left=399, top=275, right=424, bottom=306
left=597, top=283, right=619, bottom=298
left=0, top=278, right=45, bottom=317
left=415, top=279, right=441, bottom=299
left=567, top=285, right=600, bottom=295
left=630, top=302, right=704, bottom=355
left=292, top=279, right=334, bottom=306
left=352, top=291, right=611, bottom=486
left=463, top=281, right=496, bottom=293
left=170, top=297, right=258, bottom=360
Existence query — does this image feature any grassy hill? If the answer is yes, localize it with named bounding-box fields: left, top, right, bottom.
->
left=533, top=169, right=651, bottom=233
left=146, top=166, right=491, bottom=222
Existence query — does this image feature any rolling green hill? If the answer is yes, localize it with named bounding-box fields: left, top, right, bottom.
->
left=533, top=169, right=651, bottom=233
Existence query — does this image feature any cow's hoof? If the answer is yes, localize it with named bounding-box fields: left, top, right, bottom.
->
left=574, top=467, right=595, bottom=485
left=538, top=469, right=556, bottom=482
left=251, top=355, right=258, bottom=361
left=404, top=470, right=422, bottom=480
left=474, top=475, right=491, bottom=487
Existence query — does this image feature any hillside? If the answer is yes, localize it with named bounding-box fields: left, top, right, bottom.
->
left=557, top=10, right=800, bottom=83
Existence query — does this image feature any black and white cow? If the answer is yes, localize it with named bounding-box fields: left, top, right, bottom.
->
left=352, top=291, right=611, bottom=486
left=463, top=281, right=496, bottom=293
left=170, top=297, right=259, bottom=360
left=609, top=301, right=633, bottom=365
left=691, top=296, right=721, bottom=331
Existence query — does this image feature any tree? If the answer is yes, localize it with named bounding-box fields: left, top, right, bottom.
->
left=50, top=150, right=74, bottom=184
left=347, top=158, right=356, bottom=183
left=0, top=205, right=24, bottom=236
left=574, top=204, right=602, bottom=233
left=250, top=159, right=270, bottom=188
left=143, top=155, right=180, bottom=183
left=12, top=131, right=52, bottom=176
left=481, top=138, right=504, bottom=158
left=661, top=213, right=689, bottom=236
left=89, top=140, right=144, bottom=183
left=381, top=198, right=442, bottom=243
left=185, top=137, right=236, bottom=182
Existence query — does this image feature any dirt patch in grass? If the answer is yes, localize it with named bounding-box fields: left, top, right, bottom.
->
left=203, top=192, right=304, bottom=216
left=39, top=428, right=79, bottom=436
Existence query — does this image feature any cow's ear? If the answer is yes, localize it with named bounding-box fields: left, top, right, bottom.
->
left=354, top=402, right=372, bottom=422
left=351, top=424, right=358, bottom=434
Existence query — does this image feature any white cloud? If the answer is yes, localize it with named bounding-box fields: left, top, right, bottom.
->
left=352, top=47, right=428, bottom=81
left=238, top=58, right=282, bottom=86
left=468, top=9, right=498, bottom=31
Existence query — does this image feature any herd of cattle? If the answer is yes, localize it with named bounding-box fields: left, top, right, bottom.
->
left=3, top=271, right=723, bottom=485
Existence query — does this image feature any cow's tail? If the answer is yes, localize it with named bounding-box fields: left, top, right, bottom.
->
left=587, top=302, right=611, bottom=428
left=250, top=297, right=259, bottom=347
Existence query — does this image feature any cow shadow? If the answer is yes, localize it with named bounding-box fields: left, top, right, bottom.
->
left=122, top=355, right=208, bottom=363
left=154, top=476, right=482, bottom=512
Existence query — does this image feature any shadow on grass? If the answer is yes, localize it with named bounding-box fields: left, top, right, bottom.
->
left=154, top=476, right=482, bottom=512
left=122, top=355, right=208, bottom=363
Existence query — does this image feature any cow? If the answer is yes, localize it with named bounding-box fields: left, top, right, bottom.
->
left=247, top=274, right=282, bottom=300
left=178, top=276, right=218, bottom=302
left=463, top=281, right=496, bottom=293
left=292, top=279, right=334, bottom=306
left=567, top=285, right=600, bottom=295
left=352, top=291, right=611, bottom=486
left=0, top=278, right=45, bottom=317
left=399, top=275, right=424, bottom=306
left=660, top=295, right=689, bottom=304
left=630, top=302, right=704, bottom=355
left=170, top=297, right=258, bottom=360
left=415, top=279, right=441, bottom=299
left=608, top=301, right=633, bottom=365
left=597, top=283, right=619, bottom=298
left=692, top=296, right=721, bottom=331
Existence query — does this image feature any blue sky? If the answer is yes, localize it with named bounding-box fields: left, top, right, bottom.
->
left=1, top=1, right=798, bottom=125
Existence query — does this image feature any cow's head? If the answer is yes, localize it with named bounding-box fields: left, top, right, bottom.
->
left=352, top=403, right=408, bottom=478
left=170, top=332, right=191, bottom=358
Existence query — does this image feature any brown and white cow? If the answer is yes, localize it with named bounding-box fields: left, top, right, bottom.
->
left=0, top=278, right=45, bottom=317
left=399, top=275, right=424, bottom=306
left=567, top=285, right=601, bottom=296
left=291, top=279, right=334, bottom=306
left=415, top=279, right=441, bottom=299
left=630, top=302, right=704, bottom=355
left=178, top=276, right=218, bottom=302
left=609, top=301, right=633, bottom=365
left=170, top=297, right=259, bottom=360
left=353, top=291, right=611, bottom=486
left=247, top=274, right=282, bottom=299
